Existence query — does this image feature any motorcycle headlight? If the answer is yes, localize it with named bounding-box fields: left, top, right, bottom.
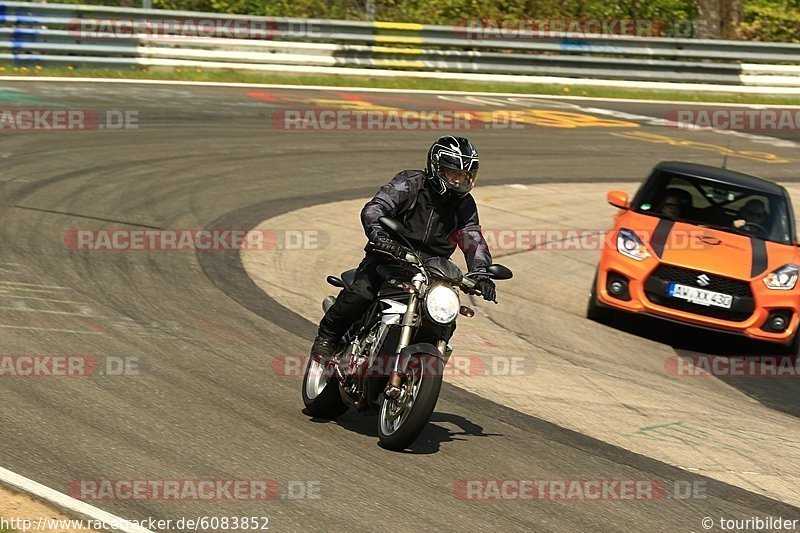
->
left=425, top=284, right=460, bottom=324
left=763, top=264, right=799, bottom=290
left=617, top=228, right=651, bottom=261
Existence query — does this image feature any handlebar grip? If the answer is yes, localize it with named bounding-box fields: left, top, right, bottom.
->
left=368, top=242, right=418, bottom=264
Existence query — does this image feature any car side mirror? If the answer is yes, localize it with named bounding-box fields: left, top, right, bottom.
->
left=607, top=190, right=630, bottom=210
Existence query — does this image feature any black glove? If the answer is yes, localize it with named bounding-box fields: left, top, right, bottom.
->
left=474, top=276, right=497, bottom=302
left=372, top=236, right=405, bottom=258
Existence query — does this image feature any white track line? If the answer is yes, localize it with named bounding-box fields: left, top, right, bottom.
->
left=2, top=75, right=800, bottom=108
left=0, top=324, right=102, bottom=334
left=0, top=306, right=101, bottom=317
left=0, top=295, right=82, bottom=304
left=569, top=104, right=798, bottom=149
left=0, top=287, right=69, bottom=294
left=0, top=466, right=154, bottom=533
left=0, top=281, right=71, bottom=289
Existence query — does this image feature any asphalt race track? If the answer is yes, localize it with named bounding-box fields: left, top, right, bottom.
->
left=0, top=80, right=799, bottom=532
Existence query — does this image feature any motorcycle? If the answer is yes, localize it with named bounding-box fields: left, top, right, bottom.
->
left=302, top=217, right=512, bottom=450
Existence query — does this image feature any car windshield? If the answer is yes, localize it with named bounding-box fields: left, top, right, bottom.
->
left=634, top=172, right=794, bottom=245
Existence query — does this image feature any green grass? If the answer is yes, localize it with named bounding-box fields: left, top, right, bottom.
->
left=2, top=64, right=800, bottom=105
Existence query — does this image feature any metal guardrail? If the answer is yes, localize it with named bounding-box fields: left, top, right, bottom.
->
left=1, top=1, right=799, bottom=88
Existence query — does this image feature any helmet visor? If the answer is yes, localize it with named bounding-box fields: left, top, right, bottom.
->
left=443, top=167, right=478, bottom=193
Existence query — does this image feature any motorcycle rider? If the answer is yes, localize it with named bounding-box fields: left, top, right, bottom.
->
left=310, top=136, right=496, bottom=363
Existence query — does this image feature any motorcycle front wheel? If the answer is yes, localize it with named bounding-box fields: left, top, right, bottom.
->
left=377, top=354, right=444, bottom=450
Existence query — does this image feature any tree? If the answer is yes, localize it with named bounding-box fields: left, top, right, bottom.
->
left=695, top=0, right=742, bottom=38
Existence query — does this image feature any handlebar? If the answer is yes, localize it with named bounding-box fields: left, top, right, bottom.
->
left=461, top=276, right=477, bottom=291
left=367, top=241, right=495, bottom=301
left=403, top=252, right=420, bottom=265
left=462, top=273, right=498, bottom=303
left=367, top=241, right=420, bottom=265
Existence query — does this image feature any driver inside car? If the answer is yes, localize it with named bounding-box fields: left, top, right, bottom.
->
left=309, top=136, right=496, bottom=364
left=733, top=198, right=770, bottom=232
left=657, top=188, right=693, bottom=219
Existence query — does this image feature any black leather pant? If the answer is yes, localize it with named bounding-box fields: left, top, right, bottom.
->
left=317, top=256, right=383, bottom=340
left=317, top=255, right=456, bottom=343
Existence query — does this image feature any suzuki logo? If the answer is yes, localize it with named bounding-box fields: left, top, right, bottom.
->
left=696, top=274, right=711, bottom=287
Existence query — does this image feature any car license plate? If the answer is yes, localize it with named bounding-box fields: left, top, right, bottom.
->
left=667, top=283, right=733, bottom=309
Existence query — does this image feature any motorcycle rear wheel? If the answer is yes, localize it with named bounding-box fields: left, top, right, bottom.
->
left=302, top=354, right=348, bottom=419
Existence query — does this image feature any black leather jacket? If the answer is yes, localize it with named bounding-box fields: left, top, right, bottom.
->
left=360, top=170, right=492, bottom=273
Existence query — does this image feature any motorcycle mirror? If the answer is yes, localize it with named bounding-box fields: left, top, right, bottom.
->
left=379, top=217, right=405, bottom=236
left=487, top=264, right=513, bottom=280
left=378, top=217, right=415, bottom=251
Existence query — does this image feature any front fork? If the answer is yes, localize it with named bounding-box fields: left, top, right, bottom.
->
left=388, top=290, right=418, bottom=391
left=387, top=276, right=450, bottom=393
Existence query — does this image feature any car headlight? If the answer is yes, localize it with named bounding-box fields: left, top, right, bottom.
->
left=763, top=264, right=799, bottom=290
left=425, top=284, right=460, bottom=324
left=617, top=228, right=651, bottom=261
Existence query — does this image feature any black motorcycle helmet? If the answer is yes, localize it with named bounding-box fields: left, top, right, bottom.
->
left=425, top=136, right=479, bottom=199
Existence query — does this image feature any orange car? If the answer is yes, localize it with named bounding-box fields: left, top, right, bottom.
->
left=588, top=161, right=800, bottom=352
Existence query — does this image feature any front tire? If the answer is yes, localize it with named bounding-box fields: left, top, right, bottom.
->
left=778, top=331, right=800, bottom=356
left=377, top=354, right=444, bottom=451
left=302, top=355, right=348, bottom=419
left=586, top=272, right=614, bottom=324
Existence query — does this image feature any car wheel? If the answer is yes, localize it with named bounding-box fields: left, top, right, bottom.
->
left=586, top=271, right=614, bottom=324
left=779, top=331, right=800, bottom=356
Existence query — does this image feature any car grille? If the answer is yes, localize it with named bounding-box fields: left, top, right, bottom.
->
left=651, top=264, right=752, bottom=297
left=645, top=264, right=754, bottom=322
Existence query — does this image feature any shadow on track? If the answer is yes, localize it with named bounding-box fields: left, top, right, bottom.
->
left=304, top=410, right=502, bottom=454
left=598, top=311, right=800, bottom=419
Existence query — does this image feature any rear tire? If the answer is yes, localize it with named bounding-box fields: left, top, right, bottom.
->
left=377, top=355, right=443, bottom=451
left=302, top=355, right=348, bottom=419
